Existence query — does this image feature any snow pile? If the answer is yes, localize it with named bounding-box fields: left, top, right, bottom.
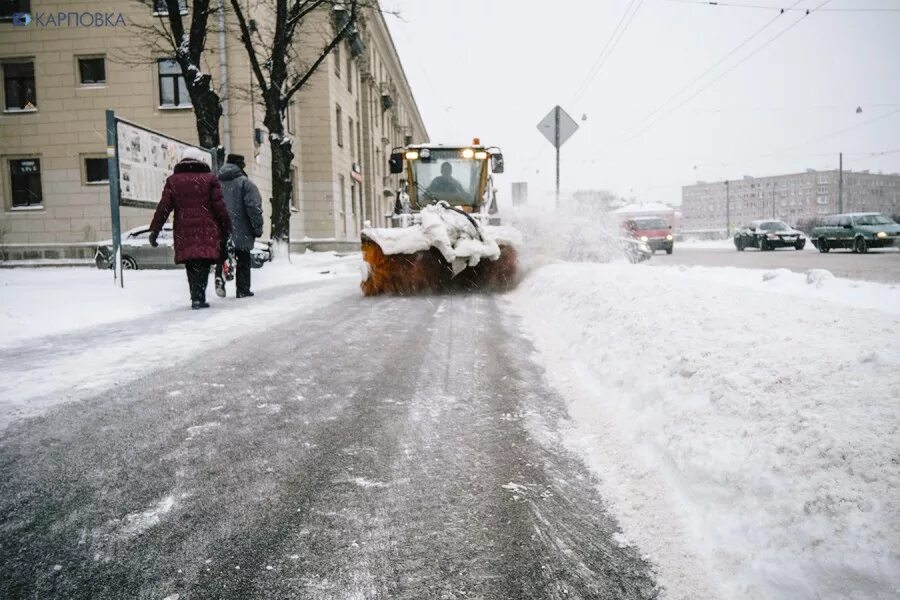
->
left=506, top=263, right=900, bottom=600
left=362, top=204, right=519, bottom=275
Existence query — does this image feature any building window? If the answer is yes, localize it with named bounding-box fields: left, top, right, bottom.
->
left=286, top=101, right=295, bottom=134
left=346, top=51, right=353, bottom=93
left=3, top=60, right=36, bottom=111
left=78, top=57, right=106, bottom=85
left=289, top=166, right=299, bottom=211
left=348, top=117, right=354, bottom=158
left=83, top=157, right=109, bottom=184
left=152, top=0, right=187, bottom=15
left=334, top=43, right=341, bottom=78
left=8, top=158, right=42, bottom=208
left=336, top=104, right=343, bottom=147
left=158, top=59, right=190, bottom=108
left=0, top=0, right=29, bottom=20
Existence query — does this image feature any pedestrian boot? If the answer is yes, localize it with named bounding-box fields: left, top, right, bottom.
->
left=192, top=301, right=211, bottom=310
left=236, top=291, right=255, bottom=298
left=215, top=276, right=226, bottom=298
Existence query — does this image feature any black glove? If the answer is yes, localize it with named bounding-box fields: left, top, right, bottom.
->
left=149, top=231, right=159, bottom=247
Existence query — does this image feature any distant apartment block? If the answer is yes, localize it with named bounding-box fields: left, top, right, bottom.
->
left=682, top=169, right=900, bottom=233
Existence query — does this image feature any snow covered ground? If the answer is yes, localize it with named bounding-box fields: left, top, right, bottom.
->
left=0, top=252, right=361, bottom=429
left=505, top=262, right=900, bottom=600
left=0, top=251, right=360, bottom=347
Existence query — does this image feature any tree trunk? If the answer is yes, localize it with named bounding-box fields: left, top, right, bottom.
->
left=265, top=105, right=294, bottom=256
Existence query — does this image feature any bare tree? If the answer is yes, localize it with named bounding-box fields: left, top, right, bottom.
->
left=229, top=0, right=360, bottom=252
left=132, top=0, right=224, bottom=159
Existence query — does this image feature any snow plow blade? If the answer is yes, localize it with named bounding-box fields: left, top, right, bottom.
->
left=360, top=236, right=517, bottom=296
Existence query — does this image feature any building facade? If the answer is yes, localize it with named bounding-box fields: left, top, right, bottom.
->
left=682, top=169, right=900, bottom=234
left=0, top=0, right=426, bottom=259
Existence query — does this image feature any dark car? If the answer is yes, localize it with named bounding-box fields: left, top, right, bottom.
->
left=622, top=217, right=674, bottom=254
left=95, top=224, right=271, bottom=270
left=733, top=220, right=806, bottom=251
left=810, top=212, right=900, bottom=253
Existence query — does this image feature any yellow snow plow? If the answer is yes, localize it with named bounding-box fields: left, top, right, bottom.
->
left=360, top=141, right=520, bottom=296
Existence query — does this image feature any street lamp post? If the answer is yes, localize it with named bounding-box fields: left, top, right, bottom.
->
left=725, top=180, right=730, bottom=237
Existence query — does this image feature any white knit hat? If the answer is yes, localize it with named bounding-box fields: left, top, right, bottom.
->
left=181, top=147, right=207, bottom=162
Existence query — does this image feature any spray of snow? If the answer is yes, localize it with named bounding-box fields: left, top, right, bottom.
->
left=504, top=200, right=635, bottom=275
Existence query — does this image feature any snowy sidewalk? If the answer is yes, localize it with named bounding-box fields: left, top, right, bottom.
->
left=0, top=253, right=362, bottom=429
left=505, top=262, right=900, bottom=600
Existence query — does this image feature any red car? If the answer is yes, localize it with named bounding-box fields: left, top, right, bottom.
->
left=622, top=217, right=674, bottom=254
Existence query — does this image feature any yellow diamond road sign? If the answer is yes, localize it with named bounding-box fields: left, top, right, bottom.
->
left=537, top=105, right=579, bottom=149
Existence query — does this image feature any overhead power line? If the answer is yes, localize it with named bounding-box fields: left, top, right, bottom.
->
left=570, top=0, right=645, bottom=104
left=662, top=0, right=900, bottom=11
left=619, top=0, right=804, bottom=141
left=624, top=0, right=831, bottom=144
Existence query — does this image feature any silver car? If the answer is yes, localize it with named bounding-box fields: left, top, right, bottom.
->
left=95, top=224, right=271, bottom=270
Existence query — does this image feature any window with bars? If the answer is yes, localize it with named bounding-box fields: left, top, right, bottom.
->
left=152, top=0, right=187, bottom=14
left=78, top=57, right=106, bottom=85
left=0, top=0, right=29, bottom=20
left=158, top=59, right=190, bottom=108
left=83, top=157, right=109, bottom=184
left=3, top=60, right=36, bottom=111
left=9, top=158, right=42, bottom=208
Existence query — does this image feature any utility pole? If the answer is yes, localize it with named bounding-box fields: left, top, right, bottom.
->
left=838, top=152, right=843, bottom=213
left=725, top=180, right=730, bottom=236
left=772, top=186, right=776, bottom=219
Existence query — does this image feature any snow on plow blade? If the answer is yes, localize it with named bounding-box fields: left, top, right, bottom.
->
left=359, top=204, right=520, bottom=296
left=360, top=238, right=517, bottom=296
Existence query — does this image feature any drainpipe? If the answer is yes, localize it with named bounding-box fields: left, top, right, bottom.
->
left=217, top=0, right=231, bottom=154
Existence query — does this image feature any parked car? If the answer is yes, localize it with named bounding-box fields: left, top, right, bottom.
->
left=733, top=220, right=805, bottom=251
left=810, top=212, right=900, bottom=253
left=622, top=216, right=674, bottom=254
left=95, top=224, right=272, bottom=270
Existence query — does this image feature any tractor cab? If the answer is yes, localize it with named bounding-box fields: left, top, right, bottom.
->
left=389, top=140, right=504, bottom=215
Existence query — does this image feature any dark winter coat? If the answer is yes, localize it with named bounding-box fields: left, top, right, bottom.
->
left=218, top=163, right=264, bottom=252
left=150, top=159, right=232, bottom=264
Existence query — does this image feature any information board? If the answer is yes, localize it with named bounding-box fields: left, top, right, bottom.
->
left=115, top=120, right=214, bottom=209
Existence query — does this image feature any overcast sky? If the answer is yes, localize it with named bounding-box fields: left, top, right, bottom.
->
left=383, top=0, right=900, bottom=206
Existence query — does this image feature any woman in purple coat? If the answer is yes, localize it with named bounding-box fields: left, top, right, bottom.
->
left=149, top=148, right=232, bottom=309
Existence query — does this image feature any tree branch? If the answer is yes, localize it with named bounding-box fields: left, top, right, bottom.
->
left=230, top=0, right=271, bottom=94
left=283, top=0, right=357, bottom=102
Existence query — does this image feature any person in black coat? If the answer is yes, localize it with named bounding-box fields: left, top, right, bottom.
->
left=215, top=154, right=264, bottom=298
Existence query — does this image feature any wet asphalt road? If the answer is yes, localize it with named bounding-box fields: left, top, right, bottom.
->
left=651, top=245, right=900, bottom=283
left=0, top=288, right=657, bottom=599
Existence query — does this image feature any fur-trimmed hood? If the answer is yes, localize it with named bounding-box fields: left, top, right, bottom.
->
left=174, top=159, right=211, bottom=174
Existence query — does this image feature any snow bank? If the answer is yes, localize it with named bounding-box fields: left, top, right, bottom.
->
left=0, top=251, right=361, bottom=348
left=506, top=263, right=900, bottom=600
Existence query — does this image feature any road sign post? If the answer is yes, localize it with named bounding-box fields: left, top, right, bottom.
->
left=537, top=105, right=578, bottom=208
left=106, top=109, right=123, bottom=288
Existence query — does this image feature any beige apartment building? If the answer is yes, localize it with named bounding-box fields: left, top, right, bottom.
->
left=681, top=169, right=900, bottom=234
left=0, top=0, right=427, bottom=260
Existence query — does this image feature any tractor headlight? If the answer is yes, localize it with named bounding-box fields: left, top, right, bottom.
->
left=666, top=234, right=673, bottom=241
left=461, top=148, right=475, bottom=159
left=419, top=148, right=431, bottom=159
left=640, top=235, right=648, bottom=242
left=876, top=231, right=887, bottom=239
left=474, top=151, right=488, bottom=160
left=405, top=150, right=419, bottom=160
